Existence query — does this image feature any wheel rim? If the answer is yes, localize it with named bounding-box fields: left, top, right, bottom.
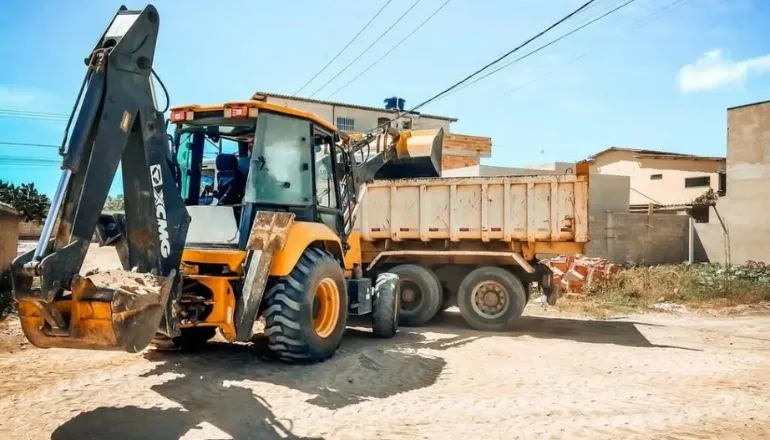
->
left=399, top=279, right=423, bottom=312
left=313, top=277, right=340, bottom=338
left=470, top=280, right=509, bottom=319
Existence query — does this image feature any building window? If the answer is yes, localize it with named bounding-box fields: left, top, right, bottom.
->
left=402, top=119, right=412, bottom=129
left=650, top=174, right=663, bottom=180
left=336, top=117, right=355, bottom=131
left=684, top=176, right=711, bottom=188
left=718, top=171, right=726, bottom=196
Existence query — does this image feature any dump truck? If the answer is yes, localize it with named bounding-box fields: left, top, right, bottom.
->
left=10, top=4, right=445, bottom=363
left=355, top=167, right=590, bottom=331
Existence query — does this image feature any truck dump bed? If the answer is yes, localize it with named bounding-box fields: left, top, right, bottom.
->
left=356, top=172, right=588, bottom=245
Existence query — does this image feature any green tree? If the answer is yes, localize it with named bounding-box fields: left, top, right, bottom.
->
left=104, top=194, right=125, bottom=211
left=0, top=179, right=50, bottom=222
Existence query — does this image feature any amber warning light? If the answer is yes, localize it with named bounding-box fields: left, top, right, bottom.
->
left=170, top=109, right=186, bottom=122
left=229, top=105, right=248, bottom=118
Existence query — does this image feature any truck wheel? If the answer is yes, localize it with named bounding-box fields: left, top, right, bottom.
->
left=264, top=247, right=348, bottom=363
left=372, top=272, right=400, bottom=338
left=172, top=327, right=217, bottom=352
left=457, top=266, right=526, bottom=331
left=389, top=264, right=441, bottom=327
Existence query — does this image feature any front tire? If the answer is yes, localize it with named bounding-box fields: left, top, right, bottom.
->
left=264, top=247, right=348, bottom=363
left=372, top=272, right=400, bottom=338
left=457, top=266, right=526, bottom=331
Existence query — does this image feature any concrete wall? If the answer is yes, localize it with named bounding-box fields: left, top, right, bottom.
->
left=263, top=96, right=452, bottom=133
left=695, top=101, right=770, bottom=264
left=589, top=212, right=690, bottom=265
left=585, top=174, right=631, bottom=257
left=591, top=150, right=724, bottom=205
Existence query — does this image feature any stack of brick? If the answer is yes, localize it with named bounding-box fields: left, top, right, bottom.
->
left=543, top=256, right=622, bottom=294
left=441, top=133, right=492, bottom=171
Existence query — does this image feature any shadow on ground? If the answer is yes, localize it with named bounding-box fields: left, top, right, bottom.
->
left=52, top=309, right=695, bottom=439
left=420, top=309, right=699, bottom=351
left=51, top=328, right=450, bottom=440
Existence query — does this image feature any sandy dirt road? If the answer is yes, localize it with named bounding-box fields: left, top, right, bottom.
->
left=2, top=245, right=770, bottom=439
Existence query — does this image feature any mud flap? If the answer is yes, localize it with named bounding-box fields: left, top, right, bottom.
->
left=234, top=211, right=295, bottom=342
left=15, top=269, right=180, bottom=352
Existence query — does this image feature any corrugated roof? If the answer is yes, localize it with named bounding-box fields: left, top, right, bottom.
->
left=251, top=91, right=458, bottom=122
left=588, top=146, right=725, bottom=162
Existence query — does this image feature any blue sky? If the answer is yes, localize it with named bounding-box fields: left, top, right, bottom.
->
left=0, top=0, right=766, bottom=195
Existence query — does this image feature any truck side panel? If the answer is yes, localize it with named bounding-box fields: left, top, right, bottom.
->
left=356, top=174, right=589, bottom=246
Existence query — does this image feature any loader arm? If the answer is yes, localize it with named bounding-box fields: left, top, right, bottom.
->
left=341, top=126, right=443, bottom=238
left=10, top=5, right=190, bottom=352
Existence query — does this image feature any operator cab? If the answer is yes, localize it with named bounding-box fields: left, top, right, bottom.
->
left=168, top=101, right=356, bottom=249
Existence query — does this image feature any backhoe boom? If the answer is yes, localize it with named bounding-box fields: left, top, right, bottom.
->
left=11, top=5, right=190, bottom=352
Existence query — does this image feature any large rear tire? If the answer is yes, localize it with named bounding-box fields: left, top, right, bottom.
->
left=264, top=247, right=348, bottom=363
left=372, top=272, right=400, bottom=338
left=389, top=264, right=441, bottom=327
left=457, top=266, right=526, bottom=331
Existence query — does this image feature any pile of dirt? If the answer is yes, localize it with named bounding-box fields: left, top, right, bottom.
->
left=85, top=269, right=164, bottom=296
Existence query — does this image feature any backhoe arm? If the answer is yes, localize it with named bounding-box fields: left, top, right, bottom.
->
left=11, top=5, right=189, bottom=352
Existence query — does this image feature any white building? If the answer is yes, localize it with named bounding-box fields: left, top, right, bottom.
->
left=251, top=91, right=457, bottom=133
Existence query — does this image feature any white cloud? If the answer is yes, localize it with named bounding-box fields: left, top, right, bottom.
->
left=677, top=49, right=770, bottom=93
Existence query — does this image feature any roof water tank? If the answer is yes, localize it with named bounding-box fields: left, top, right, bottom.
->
left=384, top=97, right=406, bottom=111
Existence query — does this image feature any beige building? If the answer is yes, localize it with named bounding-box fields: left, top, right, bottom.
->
left=695, top=99, right=770, bottom=264
left=251, top=91, right=456, bottom=133
left=251, top=91, right=495, bottom=172
left=587, top=147, right=726, bottom=208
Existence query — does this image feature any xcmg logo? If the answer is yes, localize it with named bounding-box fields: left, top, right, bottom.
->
left=150, top=164, right=171, bottom=258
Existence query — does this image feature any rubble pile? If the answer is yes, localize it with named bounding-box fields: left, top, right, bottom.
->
left=543, top=256, right=622, bottom=294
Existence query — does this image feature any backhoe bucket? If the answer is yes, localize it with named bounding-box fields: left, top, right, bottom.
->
left=15, top=269, right=177, bottom=353
left=375, top=128, right=444, bottom=179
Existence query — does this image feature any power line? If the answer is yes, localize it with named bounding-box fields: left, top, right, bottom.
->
left=388, top=0, right=597, bottom=121
left=501, top=0, right=689, bottom=96
left=0, top=155, right=60, bottom=164
left=444, top=0, right=638, bottom=98
left=0, top=141, right=60, bottom=148
left=292, top=0, right=394, bottom=96
left=327, top=0, right=452, bottom=99
left=308, top=0, right=423, bottom=98
left=0, top=108, right=68, bottom=117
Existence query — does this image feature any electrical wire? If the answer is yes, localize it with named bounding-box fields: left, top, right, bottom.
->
left=369, top=0, right=597, bottom=132
left=500, top=0, right=689, bottom=96
left=0, top=108, right=68, bottom=117
left=443, top=0, right=638, bottom=99
left=308, top=0, right=423, bottom=98
left=0, top=141, right=59, bottom=148
left=0, top=155, right=60, bottom=164
left=326, top=0, right=452, bottom=99
left=293, top=0, right=393, bottom=96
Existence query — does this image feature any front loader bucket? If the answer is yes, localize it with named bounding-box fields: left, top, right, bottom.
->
left=15, top=269, right=176, bottom=353
left=375, top=128, right=444, bottom=179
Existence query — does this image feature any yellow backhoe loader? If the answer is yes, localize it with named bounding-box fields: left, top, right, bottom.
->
left=10, top=4, right=443, bottom=363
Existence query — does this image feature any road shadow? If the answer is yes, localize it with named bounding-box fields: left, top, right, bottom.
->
left=52, top=330, right=448, bottom=440
left=417, top=309, right=699, bottom=351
